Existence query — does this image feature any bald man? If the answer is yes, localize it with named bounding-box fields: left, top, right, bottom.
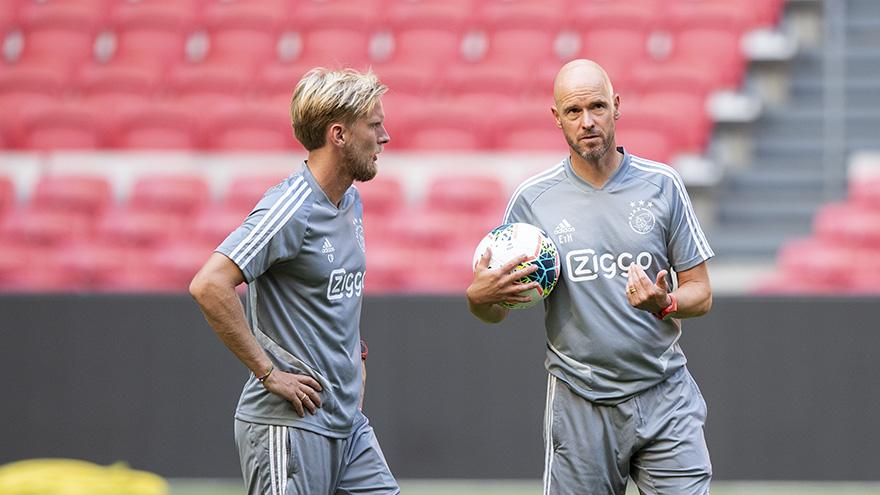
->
left=467, top=59, right=714, bottom=494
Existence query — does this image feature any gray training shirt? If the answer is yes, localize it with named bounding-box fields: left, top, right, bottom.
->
left=217, top=162, right=367, bottom=438
left=503, top=148, right=714, bottom=404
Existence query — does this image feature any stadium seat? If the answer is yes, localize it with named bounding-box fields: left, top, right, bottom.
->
left=576, top=27, right=652, bottom=94
left=372, top=3, right=468, bottom=98
left=849, top=177, right=880, bottom=210
left=666, top=2, right=751, bottom=34
left=0, top=65, right=67, bottom=123
left=164, top=63, right=251, bottom=110
left=111, top=104, right=203, bottom=149
left=356, top=175, right=406, bottom=217
left=205, top=103, right=300, bottom=151
left=394, top=101, right=489, bottom=150
left=0, top=176, right=15, bottom=218
left=147, top=240, right=214, bottom=292
left=444, top=8, right=561, bottom=99
left=12, top=3, right=102, bottom=79
left=128, top=175, right=210, bottom=218
left=774, top=237, right=854, bottom=291
left=199, top=3, right=282, bottom=72
left=424, top=175, right=507, bottom=217
left=615, top=127, right=674, bottom=165
left=290, top=27, right=372, bottom=73
left=630, top=62, right=717, bottom=102
left=96, top=207, right=186, bottom=251
left=0, top=208, right=92, bottom=247
left=666, top=0, right=784, bottom=30
left=30, top=174, right=113, bottom=218
left=74, top=65, right=158, bottom=124
left=665, top=27, right=746, bottom=90
left=16, top=104, right=105, bottom=151
left=631, top=91, right=712, bottom=154
left=493, top=97, right=564, bottom=151
left=812, top=201, right=880, bottom=250
left=223, top=174, right=290, bottom=215
left=191, top=207, right=247, bottom=247
left=102, top=2, right=194, bottom=76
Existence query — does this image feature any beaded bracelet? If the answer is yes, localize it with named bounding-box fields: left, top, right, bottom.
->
left=256, top=362, right=274, bottom=382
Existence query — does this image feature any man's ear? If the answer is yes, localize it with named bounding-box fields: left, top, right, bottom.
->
left=328, top=123, right=346, bottom=147
left=551, top=106, right=562, bottom=129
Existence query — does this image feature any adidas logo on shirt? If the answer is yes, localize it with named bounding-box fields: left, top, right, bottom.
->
left=554, top=219, right=575, bottom=244
left=322, top=238, right=336, bottom=254
left=554, top=219, right=575, bottom=234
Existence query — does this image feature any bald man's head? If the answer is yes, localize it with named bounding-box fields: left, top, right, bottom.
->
left=553, top=59, right=614, bottom=107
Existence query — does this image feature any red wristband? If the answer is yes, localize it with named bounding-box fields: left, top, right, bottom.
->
left=653, top=294, right=677, bottom=321
left=360, top=340, right=368, bottom=361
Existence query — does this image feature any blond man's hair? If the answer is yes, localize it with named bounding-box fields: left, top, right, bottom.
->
left=289, top=68, right=387, bottom=151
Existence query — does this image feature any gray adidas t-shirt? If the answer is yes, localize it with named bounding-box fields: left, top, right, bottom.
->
left=217, top=163, right=367, bottom=438
left=504, top=148, right=714, bottom=404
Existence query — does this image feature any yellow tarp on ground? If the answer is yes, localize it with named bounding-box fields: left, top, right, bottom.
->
left=0, top=458, right=168, bottom=495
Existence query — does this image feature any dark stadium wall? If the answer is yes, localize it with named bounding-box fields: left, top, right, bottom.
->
left=1, top=294, right=878, bottom=481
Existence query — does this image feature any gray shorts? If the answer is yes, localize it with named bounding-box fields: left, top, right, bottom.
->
left=543, top=367, right=712, bottom=495
left=234, top=414, right=399, bottom=495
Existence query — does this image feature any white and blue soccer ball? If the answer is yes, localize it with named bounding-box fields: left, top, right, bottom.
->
left=472, top=222, right=560, bottom=309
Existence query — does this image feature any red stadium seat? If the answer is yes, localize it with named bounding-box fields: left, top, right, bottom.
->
left=812, top=201, right=880, bottom=250
left=774, top=237, right=854, bottom=290
left=849, top=177, right=880, bottom=210
left=74, top=65, right=158, bottom=123
left=128, top=175, right=210, bottom=218
left=576, top=27, right=652, bottom=94
left=104, top=2, right=194, bottom=76
left=199, top=3, right=282, bottom=72
left=30, top=174, right=113, bottom=217
left=1, top=208, right=92, bottom=247
left=96, top=207, right=185, bottom=250
left=224, top=174, right=289, bottom=215
left=356, top=175, right=406, bottom=216
left=631, top=62, right=717, bottom=102
left=0, top=176, right=16, bottom=219
left=191, top=207, right=247, bottom=247
left=493, top=97, right=564, bottom=151
left=425, top=175, right=507, bottom=217
left=632, top=91, right=711, bottom=153
left=615, top=127, right=674, bottom=165
left=444, top=7, right=561, bottom=99
left=164, top=63, right=251, bottom=109
left=666, top=28, right=746, bottom=90
left=372, top=4, right=468, bottom=98
left=112, top=104, right=203, bottom=149
left=0, top=65, right=66, bottom=122
left=13, top=4, right=102, bottom=79
left=16, top=104, right=105, bottom=151
left=205, top=103, right=301, bottom=151
left=395, top=102, right=489, bottom=150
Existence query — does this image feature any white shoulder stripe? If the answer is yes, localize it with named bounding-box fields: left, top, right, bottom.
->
left=228, top=177, right=312, bottom=269
left=629, top=157, right=713, bottom=260
left=503, top=162, right=566, bottom=223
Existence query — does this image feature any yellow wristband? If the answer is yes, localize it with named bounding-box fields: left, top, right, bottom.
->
left=256, top=362, right=274, bottom=382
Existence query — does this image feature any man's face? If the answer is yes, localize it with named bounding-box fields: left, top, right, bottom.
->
left=552, top=78, right=619, bottom=162
left=342, top=99, right=389, bottom=183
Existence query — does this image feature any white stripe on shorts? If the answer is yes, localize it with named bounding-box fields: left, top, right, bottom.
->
left=543, top=374, right=558, bottom=495
left=269, top=425, right=288, bottom=495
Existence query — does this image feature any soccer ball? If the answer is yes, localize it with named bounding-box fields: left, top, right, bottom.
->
left=472, top=222, right=560, bottom=309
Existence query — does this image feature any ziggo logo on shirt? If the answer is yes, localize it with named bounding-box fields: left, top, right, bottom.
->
left=565, top=249, right=653, bottom=281
left=327, top=268, right=365, bottom=300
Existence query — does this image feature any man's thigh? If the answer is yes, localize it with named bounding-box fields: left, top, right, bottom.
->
left=630, top=368, right=712, bottom=495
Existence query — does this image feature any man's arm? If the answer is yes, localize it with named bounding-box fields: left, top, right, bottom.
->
left=466, top=248, right=541, bottom=324
left=189, top=252, right=323, bottom=417
left=626, top=261, right=712, bottom=318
